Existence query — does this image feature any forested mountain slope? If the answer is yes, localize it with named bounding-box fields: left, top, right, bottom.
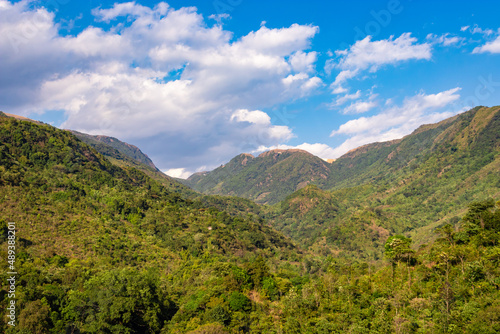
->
left=70, top=130, right=158, bottom=170
left=0, top=112, right=499, bottom=333
left=70, top=129, right=197, bottom=197
left=184, top=149, right=331, bottom=204
left=178, top=107, right=500, bottom=260
left=266, top=106, right=500, bottom=259
left=0, top=115, right=301, bottom=332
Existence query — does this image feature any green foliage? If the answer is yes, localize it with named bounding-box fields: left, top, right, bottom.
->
left=62, top=268, right=175, bottom=333
left=228, top=292, right=250, bottom=312
left=0, top=113, right=499, bottom=333
left=205, top=305, right=231, bottom=325
left=183, top=150, right=331, bottom=204
left=19, top=300, right=51, bottom=334
left=384, top=235, right=414, bottom=263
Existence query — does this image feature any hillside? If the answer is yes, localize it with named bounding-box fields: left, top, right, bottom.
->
left=324, top=106, right=500, bottom=238
left=184, top=106, right=500, bottom=260
left=70, top=131, right=158, bottom=170
left=183, top=149, right=331, bottom=204
left=1, top=112, right=500, bottom=333
left=70, top=130, right=197, bottom=197
left=186, top=106, right=499, bottom=204
left=0, top=115, right=302, bottom=332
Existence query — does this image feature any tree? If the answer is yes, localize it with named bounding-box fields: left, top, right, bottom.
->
left=63, top=268, right=176, bottom=333
left=19, top=300, right=51, bottom=334
left=228, top=292, right=251, bottom=312
left=384, top=235, right=415, bottom=287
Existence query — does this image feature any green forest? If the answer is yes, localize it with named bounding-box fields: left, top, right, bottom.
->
left=0, top=111, right=499, bottom=333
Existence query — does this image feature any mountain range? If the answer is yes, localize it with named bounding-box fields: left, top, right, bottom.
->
left=3, top=106, right=499, bottom=260
left=179, top=106, right=500, bottom=259
left=0, top=107, right=499, bottom=333
left=186, top=106, right=499, bottom=205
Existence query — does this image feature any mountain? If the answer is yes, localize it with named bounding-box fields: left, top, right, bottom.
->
left=182, top=106, right=500, bottom=259
left=187, top=106, right=500, bottom=204
left=0, top=116, right=293, bottom=260
left=70, top=130, right=158, bottom=170
left=183, top=149, right=331, bottom=204
left=69, top=130, right=198, bottom=197
left=0, top=111, right=44, bottom=125
left=1, top=111, right=499, bottom=333
left=264, top=106, right=500, bottom=259
left=0, top=114, right=301, bottom=333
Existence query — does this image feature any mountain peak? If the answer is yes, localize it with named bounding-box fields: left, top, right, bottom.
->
left=257, top=148, right=312, bottom=158
left=2, top=112, right=44, bottom=125
left=183, top=148, right=329, bottom=204
left=70, top=130, right=158, bottom=170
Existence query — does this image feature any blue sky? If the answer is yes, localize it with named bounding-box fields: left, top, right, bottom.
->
left=1, top=0, right=500, bottom=178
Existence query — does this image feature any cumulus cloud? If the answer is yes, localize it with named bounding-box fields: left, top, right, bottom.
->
left=328, top=33, right=432, bottom=93
left=0, top=1, right=322, bottom=172
left=289, top=50, right=318, bottom=73
left=163, top=168, right=192, bottom=179
left=329, top=88, right=461, bottom=157
left=231, top=109, right=272, bottom=125
left=92, top=1, right=168, bottom=22
left=473, top=35, right=500, bottom=54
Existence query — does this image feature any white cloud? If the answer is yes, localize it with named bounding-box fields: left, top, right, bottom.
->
left=231, top=109, right=271, bottom=125
left=331, top=90, right=361, bottom=107
left=338, top=34, right=431, bottom=71
left=282, top=73, right=323, bottom=97
left=92, top=2, right=164, bottom=22
left=471, top=26, right=494, bottom=36
left=426, top=33, right=465, bottom=47
left=473, top=35, right=500, bottom=54
left=330, top=69, right=359, bottom=94
left=329, top=88, right=462, bottom=157
left=0, top=1, right=321, bottom=172
left=300, top=76, right=323, bottom=94
left=330, top=90, right=377, bottom=113
left=332, top=85, right=348, bottom=94
left=460, top=25, right=500, bottom=54
left=329, top=33, right=432, bottom=92
left=342, top=100, right=377, bottom=114
left=163, top=168, right=192, bottom=179
left=289, top=50, right=317, bottom=73
left=208, top=13, right=231, bottom=25
left=239, top=24, right=318, bottom=56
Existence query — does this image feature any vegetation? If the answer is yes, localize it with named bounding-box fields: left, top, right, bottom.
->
left=183, top=150, right=330, bottom=205
left=188, top=106, right=500, bottom=260
left=0, top=109, right=499, bottom=333
left=71, top=130, right=197, bottom=197
left=71, top=131, right=158, bottom=169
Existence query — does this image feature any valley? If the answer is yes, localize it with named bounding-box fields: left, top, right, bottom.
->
left=0, top=108, right=499, bottom=332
